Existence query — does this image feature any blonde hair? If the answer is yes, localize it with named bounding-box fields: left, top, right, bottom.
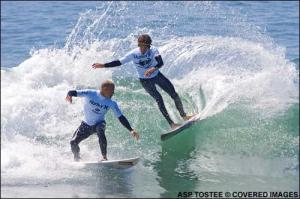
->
left=101, top=79, right=115, bottom=90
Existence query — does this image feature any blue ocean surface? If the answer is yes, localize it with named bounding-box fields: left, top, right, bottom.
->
left=1, top=1, right=299, bottom=198
left=1, top=1, right=298, bottom=68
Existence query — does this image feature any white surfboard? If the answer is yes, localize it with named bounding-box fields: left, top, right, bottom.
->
left=77, top=157, right=140, bottom=169
left=161, top=114, right=200, bottom=141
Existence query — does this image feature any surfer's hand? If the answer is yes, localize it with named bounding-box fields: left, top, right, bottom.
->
left=65, top=95, right=72, bottom=103
left=144, top=67, right=156, bottom=77
left=92, top=63, right=104, bottom=69
left=131, top=130, right=139, bottom=140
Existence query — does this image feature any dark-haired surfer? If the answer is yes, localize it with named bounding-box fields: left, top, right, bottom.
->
left=92, top=34, right=195, bottom=129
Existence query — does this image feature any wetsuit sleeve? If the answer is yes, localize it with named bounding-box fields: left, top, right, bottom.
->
left=154, top=55, right=164, bottom=69
left=110, top=101, right=133, bottom=131
left=104, top=60, right=122, bottom=68
left=67, top=90, right=77, bottom=97
left=118, top=115, right=133, bottom=131
left=119, top=51, right=134, bottom=65
left=76, top=89, right=93, bottom=97
left=152, top=47, right=163, bottom=69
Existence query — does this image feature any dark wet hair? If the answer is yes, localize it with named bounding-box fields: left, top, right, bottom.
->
left=138, top=34, right=152, bottom=47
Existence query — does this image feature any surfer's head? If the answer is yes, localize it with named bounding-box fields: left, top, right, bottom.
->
left=100, top=79, right=115, bottom=98
left=138, top=34, right=152, bottom=54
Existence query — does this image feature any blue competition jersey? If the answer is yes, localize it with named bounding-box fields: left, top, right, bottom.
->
left=77, top=89, right=123, bottom=126
left=119, top=46, right=160, bottom=79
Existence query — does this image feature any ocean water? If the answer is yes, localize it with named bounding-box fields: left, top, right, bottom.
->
left=1, top=1, right=299, bottom=198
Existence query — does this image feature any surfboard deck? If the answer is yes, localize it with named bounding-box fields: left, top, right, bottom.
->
left=161, top=114, right=200, bottom=141
left=76, top=157, right=140, bottom=169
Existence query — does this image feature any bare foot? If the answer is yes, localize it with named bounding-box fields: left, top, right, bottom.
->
left=183, top=113, right=197, bottom=121
left=101, top=156, right=108, bottom=161
left=170, top=123, right=181, bottom=129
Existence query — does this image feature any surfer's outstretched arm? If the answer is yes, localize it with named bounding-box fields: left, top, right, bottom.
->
left=92, top=60, right=122, bottom=69
left=118, top=115, right=139, bottom=140
left=92, top=50, right=133, bottom=69
left=66, top=90, right=77, bottom=103
left=110, top=100, right=139, bottom=140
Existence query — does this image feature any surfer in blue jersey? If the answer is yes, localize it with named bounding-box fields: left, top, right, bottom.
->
left=92, top=34, right=195, bottom=129
left=66, top=80, right=139, bottom=161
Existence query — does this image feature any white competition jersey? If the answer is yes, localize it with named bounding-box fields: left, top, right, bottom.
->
left=77, top=89, right=123, bottom=126
left=119, top=46, right=160, bottom=79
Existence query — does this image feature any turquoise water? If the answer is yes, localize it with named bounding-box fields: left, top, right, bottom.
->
left=1, top=1, right=299, bottom=198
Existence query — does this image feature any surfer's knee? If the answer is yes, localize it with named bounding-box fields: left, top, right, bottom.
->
left=170, top=92, right=179, bottom=99
left=154, top=94, right=163, bottom=103
left=97, top=131, right=106, bottom=141
left=96, top=122, right=106, bottom=135
left=96, top=123, right=106, bottom=143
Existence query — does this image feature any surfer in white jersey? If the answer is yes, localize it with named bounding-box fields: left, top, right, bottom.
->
left=92, top=34, right=195, bottom=129
left=66, top=80, right=139, bottom=161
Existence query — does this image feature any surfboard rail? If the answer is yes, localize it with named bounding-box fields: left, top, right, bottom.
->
left=75, top=157, right=140, bottom=169
left=161, top=114, right=200, bottom=141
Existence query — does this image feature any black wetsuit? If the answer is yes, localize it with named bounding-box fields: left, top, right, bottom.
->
left=104, top=48, right=187, bottom=125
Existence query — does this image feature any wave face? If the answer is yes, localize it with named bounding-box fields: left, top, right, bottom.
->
left=1, top=1, right=299, bottom=197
